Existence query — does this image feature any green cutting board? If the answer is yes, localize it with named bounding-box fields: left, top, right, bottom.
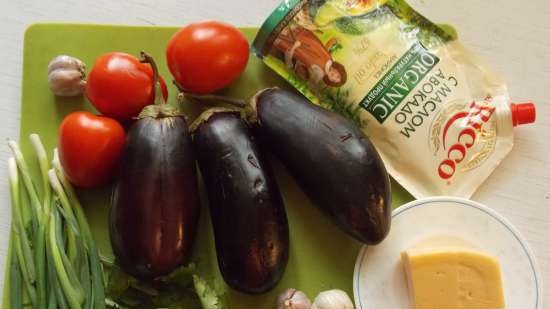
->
left=3, top=23, right=414, bottom=308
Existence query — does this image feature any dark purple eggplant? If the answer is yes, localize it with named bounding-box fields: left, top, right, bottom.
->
left=191, top=108, right=289, bottom=294
left=250, top=88, right=391, bottom=245
left=109, top=53, right=200, bottom=279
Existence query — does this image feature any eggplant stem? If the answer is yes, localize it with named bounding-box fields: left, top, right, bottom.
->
left=171, top=80, right=247, bottom=108
left=185, top=92, right=247, bottom=108
left=189, top=107, right=243, bottom=133
left=139, top=51, right=165, bottom=106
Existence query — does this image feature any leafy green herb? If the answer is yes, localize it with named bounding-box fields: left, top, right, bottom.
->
left=104, top=263, right=225, bottom=309
left=193, top=275, right=225, bottom=309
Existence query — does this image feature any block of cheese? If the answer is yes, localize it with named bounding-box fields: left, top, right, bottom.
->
left=401, top=246, right=505, bottom=309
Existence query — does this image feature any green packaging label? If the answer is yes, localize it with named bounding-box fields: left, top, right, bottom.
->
left=360, top=43, right=440, bottom=123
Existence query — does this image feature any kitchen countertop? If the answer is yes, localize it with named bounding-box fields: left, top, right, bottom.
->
left=1, top=0, right=549, bottom=306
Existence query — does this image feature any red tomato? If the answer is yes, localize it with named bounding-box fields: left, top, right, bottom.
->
left=86, top=52, right=168, bottom=120
left=58, top=111, right=126, bottom=188
left=166, top=20, right=249, bottom=94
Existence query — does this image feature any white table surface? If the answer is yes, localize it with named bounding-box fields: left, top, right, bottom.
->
left=1, top=0, right=549, bottom=306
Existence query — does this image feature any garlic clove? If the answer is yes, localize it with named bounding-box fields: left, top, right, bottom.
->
left=48, top=55, right=86, bottom=73
left=311, top=289, right=354, bottom=309
left=276, top=288, right=312, bottom=309
left=47, top=55, right=86, bottom=97
left=48, top=70, right=86, bottom=96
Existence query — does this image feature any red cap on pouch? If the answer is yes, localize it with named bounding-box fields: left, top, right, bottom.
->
left=511, top=102, right=536, bottom=126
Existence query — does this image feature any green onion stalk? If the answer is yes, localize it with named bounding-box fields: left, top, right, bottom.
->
left=8, top=140, right=41, bottom=231
left=30, top=133, right=52, bottom=309
left=8, top=157, right=37, bottom=307
left=53, top=149, right=106, bottom=309
left=7, top=134, right=106, bottom=309
left=9, top=245, right=23, bottom=309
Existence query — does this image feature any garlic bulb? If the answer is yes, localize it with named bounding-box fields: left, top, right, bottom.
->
left=47, top=55, right=86, bottom=96
left=311, top=289, right=354, bottom=309
left=276, top=288, right=312, bottom=309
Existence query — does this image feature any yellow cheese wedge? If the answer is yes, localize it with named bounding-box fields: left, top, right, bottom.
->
left=401, top=246, right=505, bottom=309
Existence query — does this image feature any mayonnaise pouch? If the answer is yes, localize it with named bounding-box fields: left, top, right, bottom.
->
left=252, top=0, right=535, bottom=198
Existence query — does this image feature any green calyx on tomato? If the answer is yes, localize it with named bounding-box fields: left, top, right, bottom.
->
left=86, top=52, right=169, bottom=121
left=58, top=111, right=125, bottom=188
left=166, top=20, right=250, bottom=94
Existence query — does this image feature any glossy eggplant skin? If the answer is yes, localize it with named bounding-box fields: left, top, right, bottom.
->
left=253, top=88, right=391, bottom=245
left=110, top=116, right=200, bottom=279
left=192, top=111, right=289, bottom=294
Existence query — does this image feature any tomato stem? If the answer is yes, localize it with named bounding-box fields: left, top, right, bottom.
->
left=139, top=51, right=165, bottom=105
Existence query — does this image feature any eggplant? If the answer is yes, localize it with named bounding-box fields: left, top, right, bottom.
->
left=109, top=53, right=200, bottom=279
left=192, top=109, right=289, bottom=294
left=250, top=88, right=391, bottom=245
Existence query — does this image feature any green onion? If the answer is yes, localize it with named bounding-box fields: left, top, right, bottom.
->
left=48, top=239, right=70, bottom=309
left=7, top=136, right=107, bottom=309
left=48, top=168, right=79, bottom=267
left=48, top=208, right=84, bottom=309
left=8, top=157, right=38, bottom=307
left=79, top=252, right=92, bottom=309
left=8, top=140, right=41, bottom=230
left=30, top=133, right=51, bottom=309
left=53, top=205, right=86, bottom=302
left=9, top=239, right=23, bottom=309
left=30, top=134, right=52, bottom=209
left=53, top=149, right=106, bottom=309
left=33, top=224, right=48, bottom=308
left=54, top=276, right=70, bottom=309
left=47, top=282, right=57, bottom=309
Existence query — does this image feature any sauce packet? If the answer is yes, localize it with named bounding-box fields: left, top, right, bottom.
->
left=252, top=0, right=536, bottom=198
